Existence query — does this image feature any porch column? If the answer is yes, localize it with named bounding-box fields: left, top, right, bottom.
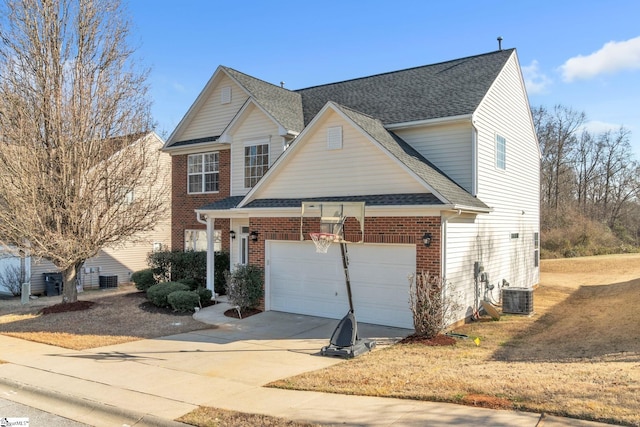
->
left=206, top=217, right=215, bottom=293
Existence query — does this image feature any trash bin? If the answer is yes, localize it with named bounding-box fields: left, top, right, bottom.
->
left=43, top=273, right=63, bottom=296
left=99, top=274, right=118, bottom=289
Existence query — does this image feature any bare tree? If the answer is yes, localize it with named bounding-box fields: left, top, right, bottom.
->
left=0, top=0, right=164, bottom=302
left=533, top=105, right=586, bottom=212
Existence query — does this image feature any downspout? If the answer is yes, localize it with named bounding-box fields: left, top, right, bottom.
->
left=471, top=119, right=479, bottom=197
left=197, top=212, right=215, bottom=293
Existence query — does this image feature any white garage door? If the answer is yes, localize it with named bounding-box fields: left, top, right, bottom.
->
left=266, top=241, right=415, bottom=329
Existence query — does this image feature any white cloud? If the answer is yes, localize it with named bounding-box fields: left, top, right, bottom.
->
left=561, top=36, right=640, bottom=82
left=522, top=60, right=552, bottom=94
left=580, top=120, right=623, bottom=134
left=172, top=82, right=186, bottom=93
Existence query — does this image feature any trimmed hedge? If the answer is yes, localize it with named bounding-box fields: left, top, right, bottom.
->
left=167, top=290, right=201, bottom=313
left=131, top=268, right=156, bottom=291
left=147, top=250, right=229, bottom=295
left=224, top=264, right=264, bottom=311
left=197, top=287, right=213, bottom=303
left=146, top=282, right=189, bottom=308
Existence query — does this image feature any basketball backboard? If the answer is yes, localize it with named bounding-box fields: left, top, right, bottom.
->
left=300, top=201, right=365, bottom=243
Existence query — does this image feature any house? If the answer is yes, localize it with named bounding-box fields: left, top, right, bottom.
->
left=24, top=132, right=172, bottom=295
left=162, top=49, right=540, bottom=329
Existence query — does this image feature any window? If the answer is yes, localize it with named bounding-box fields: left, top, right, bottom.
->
left=184, top=229, right=221, bottom=252
left=244, top=143, right=269, bottom=188
left=188, top=152, right=219, bottom=193
left=496, top=134, right=506, bottom=170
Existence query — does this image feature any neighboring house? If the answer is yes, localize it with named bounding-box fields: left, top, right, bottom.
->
left=163, top=49, right=540, bottom=329
left=26, top=132, right=171, bottom=295
left=0, top=245, right=30, bottom=296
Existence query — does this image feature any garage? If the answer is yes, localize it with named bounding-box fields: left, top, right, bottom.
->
left=265, top=240, right=416, bottom=329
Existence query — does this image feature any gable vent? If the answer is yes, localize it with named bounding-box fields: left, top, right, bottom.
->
left=221, top=86, right=231, bottom=104
left=327, top=126, right=343, bottom=150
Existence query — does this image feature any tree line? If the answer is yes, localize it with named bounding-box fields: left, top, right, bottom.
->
left=533, top=105, right=640, bottom=257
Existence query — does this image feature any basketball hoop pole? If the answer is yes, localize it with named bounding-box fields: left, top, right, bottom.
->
left=339, top=241, right=355, bottom=313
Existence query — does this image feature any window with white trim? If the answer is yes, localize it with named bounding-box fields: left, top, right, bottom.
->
left=188, top=152, right=219, bottom=193
left=184, top=229, right=221, bottom=252
left=244, top=143, right=269, bottom=188
left=496, top=134, right=506, bottom=170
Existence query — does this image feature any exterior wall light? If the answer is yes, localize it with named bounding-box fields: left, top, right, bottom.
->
left=422, top=232, right=432, bottom=247
left=250, top=231, right=259, bottom=242
left=229, top=230, right=236, bottom=239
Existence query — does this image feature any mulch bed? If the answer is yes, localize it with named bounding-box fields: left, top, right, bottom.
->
left=39, top=300, right=96, bottom=315
left=399, top=333, right=456, bottom=346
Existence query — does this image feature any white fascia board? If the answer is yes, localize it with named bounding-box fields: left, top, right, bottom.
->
left=162, top=141, right=230, bottom=156
left=165, top=66, right=226, bottom=147
left=384, top=114, right=473, bottom=130
left=221, top=97, right=288, bottom=143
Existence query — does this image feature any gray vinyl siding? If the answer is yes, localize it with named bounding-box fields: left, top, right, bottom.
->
left=251, top=110, right=426, bottom=200
left=471, top=52, right=540, bottom=290
left=176, top=75, right=249, bottom=142
left=394, top=122, right=473, bottom=192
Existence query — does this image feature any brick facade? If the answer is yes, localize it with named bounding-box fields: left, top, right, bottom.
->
left=171, top=149, right=231, bottom=250
left=248, top=215, right=441, bottom=275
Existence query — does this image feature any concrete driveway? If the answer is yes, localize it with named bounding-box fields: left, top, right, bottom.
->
left=138, top=308, right=413, bottom=386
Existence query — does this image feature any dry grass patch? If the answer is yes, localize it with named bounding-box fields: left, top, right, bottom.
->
left=177, top=407, right=322, bottom=427
left=269, top=254, right=640, bottom=426
left=0, top=284, right=211, bottom=349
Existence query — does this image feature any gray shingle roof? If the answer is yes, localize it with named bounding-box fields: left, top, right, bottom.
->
left=198, top=194, right=444, bottom=211
left=333, top=103, right=489, bottom=210
left=222, top=67, right=304, bottom=133
left=297, top=49, right=514, bottom=125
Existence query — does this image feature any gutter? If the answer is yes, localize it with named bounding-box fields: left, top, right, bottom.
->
left=384, top=114, right=473, bottom=130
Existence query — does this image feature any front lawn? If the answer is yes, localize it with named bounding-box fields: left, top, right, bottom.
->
left=268, top=254, right=640, bottom=426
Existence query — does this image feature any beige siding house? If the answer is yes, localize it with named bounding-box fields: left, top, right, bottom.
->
left=29, top=132, right=171, bottom=295
left=163, top=49, right=540, bottom=329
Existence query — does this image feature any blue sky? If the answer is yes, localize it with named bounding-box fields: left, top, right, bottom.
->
left=128, top=0, right=640, bottom=158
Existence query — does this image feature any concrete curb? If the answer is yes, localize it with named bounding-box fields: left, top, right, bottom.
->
left=0, top=375, right=189, bottom=427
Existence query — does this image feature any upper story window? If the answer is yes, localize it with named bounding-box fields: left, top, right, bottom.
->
left=244, top=142, right=269, bottom=188
left=496, top=134, right=506, bottom=170
left=188, top=152, right=219, bottom=193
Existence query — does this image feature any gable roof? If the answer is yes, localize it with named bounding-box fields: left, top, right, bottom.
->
left=166, top=49, right=514, bottom=149
left=332, top=103, right=488, bottom=210
left=233, top=101, right=488, bottom=212
left=220, top=67, right=304, bottom=134
left=296, top=49, right=514, bottom=126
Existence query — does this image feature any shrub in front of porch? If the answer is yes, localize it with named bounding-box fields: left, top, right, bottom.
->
left=224, top=264, right=263, bottom=314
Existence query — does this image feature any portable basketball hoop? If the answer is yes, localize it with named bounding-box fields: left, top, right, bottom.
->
left=300, top=201, right=374, bottom=358
left=310, top=232, right=339, bottom=254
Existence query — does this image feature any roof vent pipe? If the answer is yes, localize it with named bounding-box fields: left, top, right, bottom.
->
left=280, top=81, right=285, bottom=88
left=497, top=36, right=503, bottom=51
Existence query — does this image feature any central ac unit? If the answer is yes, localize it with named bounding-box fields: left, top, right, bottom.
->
left=502, top=288, right=533, bottom=314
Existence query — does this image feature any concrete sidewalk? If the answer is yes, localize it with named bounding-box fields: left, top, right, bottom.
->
left=0, top=300, right=615, bottom=427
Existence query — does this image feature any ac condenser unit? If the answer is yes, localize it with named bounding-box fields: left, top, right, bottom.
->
left=502, top=288, right=534, bottom=314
